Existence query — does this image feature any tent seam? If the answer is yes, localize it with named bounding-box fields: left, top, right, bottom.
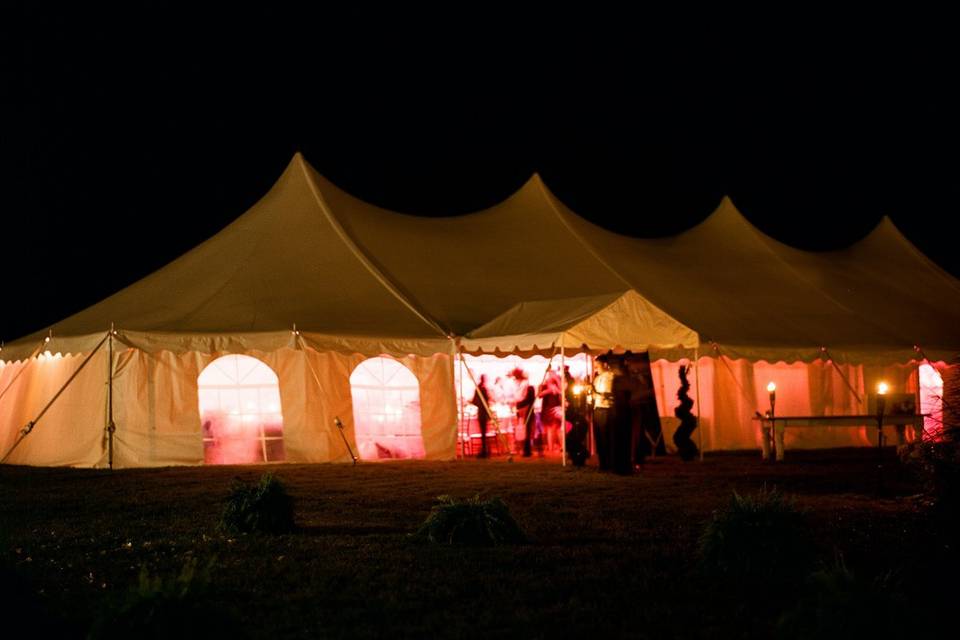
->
left=534, top=177, right=635, bottom=292
left=737, top=210, right=916, bottom=352
left=296, top=157, right=450, bottom=340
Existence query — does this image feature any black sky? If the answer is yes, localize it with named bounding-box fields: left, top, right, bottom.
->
left=1, top=8, right=957, bottom=342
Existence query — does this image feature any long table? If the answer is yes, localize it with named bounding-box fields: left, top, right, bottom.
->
left=751, top=414, right=927, bottom=461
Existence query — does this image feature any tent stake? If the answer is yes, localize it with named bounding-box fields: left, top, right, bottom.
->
left=333, top=417, right=358, bottom=464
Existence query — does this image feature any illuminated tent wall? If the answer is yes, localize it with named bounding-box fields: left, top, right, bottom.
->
left=3, top=153, right=959, bottom=466
left=298, top=169, right=960, bottom=452
left=545, top=196, right=960, bottom=450
left=0, top=154, right=458, bottom=467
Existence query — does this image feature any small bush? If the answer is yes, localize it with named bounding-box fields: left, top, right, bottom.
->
left=776, top=557, right=912, bottom=639
left=415, top=494, right=526, bottom=546
left=220, top=473, right=295, bottom=534
left=900, top=441, right=960, bottom=514
left=699, top=487, right=813, bottom=588
left=88, top=557, right=246, bottom=640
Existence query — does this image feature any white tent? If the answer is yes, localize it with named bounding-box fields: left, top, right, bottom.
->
left=462, top=291, right=698, bottom=358
left=2, top=153, right=957, bottom=466
left=0, top=154, right=458, bottom=467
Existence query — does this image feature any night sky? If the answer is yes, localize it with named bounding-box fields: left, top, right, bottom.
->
left=2, top=8, right=956, bottom=343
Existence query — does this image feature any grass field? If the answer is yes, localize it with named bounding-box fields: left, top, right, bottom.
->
left=0, top=449, right=954, bottom=638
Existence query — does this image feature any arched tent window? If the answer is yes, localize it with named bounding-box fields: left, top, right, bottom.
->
left=349, top=357, right=424, bottom=460
left=197, top=355, right=285, bottom=464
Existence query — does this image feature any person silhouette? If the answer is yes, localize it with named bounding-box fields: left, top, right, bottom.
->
left=471, top=374, right=492, bottom=458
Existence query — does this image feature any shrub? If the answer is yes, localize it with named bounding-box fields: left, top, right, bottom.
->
left=776, top=557, right=912, bottom=639
left=900, top=441, right=960, bottom=515
left=88, top=557, right=246, bottom=640
left=220, top=473, right=295, bottom=534
left=698, top=487, right=813, bottom=588
left=415, top=494, right=526, bottom=546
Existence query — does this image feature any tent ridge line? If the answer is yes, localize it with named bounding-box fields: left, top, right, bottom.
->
left=740, top=213, right=915, bottom=349
left=296, top=157, right=450, bottom=339
left=883, top=216, right=960, bottom=297
left=534, top=178, right=634, bottom=291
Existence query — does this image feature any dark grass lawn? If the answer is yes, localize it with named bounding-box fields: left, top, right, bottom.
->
left=1, top=449, right=954, bottom=638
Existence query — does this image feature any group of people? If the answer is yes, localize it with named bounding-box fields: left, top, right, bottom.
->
left=469, top=352, right=663, bottom=472
left=469, top=367, right=558, bottom=459
left=591, top=353, right=665, bottom=473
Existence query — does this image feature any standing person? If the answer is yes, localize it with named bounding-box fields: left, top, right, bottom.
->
left=511, top=368, right=536, bottom=457
left=627, top=352, right=666, bottom=462
left=564, top=368, right=590, bottom=466
left=539, top=369, right=563, bottom=453
left=592, top=356, right=615, bottom=470
left=611, top=356, right=640, bottom=474
left=471, top=374, right=492, bottom=458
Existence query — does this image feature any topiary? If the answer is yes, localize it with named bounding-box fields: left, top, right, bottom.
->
left=673, top=364, right=699, bottom=461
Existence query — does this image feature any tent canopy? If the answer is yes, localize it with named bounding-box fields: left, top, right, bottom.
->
left=3, top=153, right=958, bottom=365
left=3, top=154, right=453, bottom=359
left=547, top=196, right=960, bottom=364
left=461, top=290, right=699, bottom=358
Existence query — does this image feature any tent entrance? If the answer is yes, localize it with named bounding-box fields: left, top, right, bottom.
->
left=456, top=353, right=594, bottom=458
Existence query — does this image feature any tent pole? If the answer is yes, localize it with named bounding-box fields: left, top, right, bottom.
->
left=695, top=348, right=703, bottom=462
left=587, top=348, right=595, bottom=457
left=107, top=323, right=116, bottom=470
left=458, top=352, right=466, bottom=458
left=520, top=345, right=558, bottom=458
left=561, top=345, right=566, bottom=467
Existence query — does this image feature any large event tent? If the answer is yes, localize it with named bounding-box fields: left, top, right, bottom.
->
left=2, top=153, right=957, bottom=467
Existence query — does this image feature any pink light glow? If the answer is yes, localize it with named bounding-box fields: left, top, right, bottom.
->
left=455, top=353, right=591, bottom=412
left=349, top=357, right=425, bottom=460
left=919, top=363, right=944, bottom=439
left=197, top=355, right=285, bottom=465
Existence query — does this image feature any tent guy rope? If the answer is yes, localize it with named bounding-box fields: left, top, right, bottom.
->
left=294, top=329, right=358, bottom=463
left=0, top=332, right=51, bottom=405
left=0, top=330, right=110, bottom=464
left=820, top=346, right=864, bottom=405
left=458, top=348, right=512, bottom=460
